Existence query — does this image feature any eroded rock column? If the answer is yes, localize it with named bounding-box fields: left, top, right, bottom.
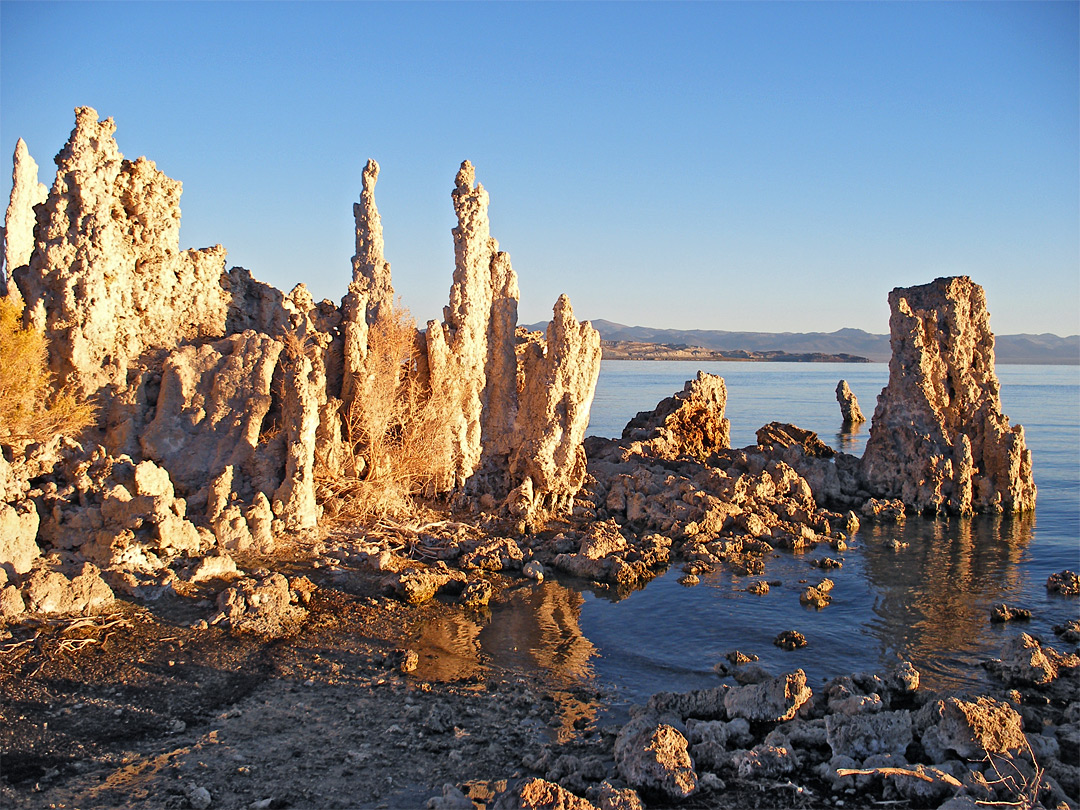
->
left=425, top=161, right=520, bottom=490
left=860, top=276, right=1036, bottom=514
left=509, top=295, right=602, bottom=524
left=2, top=138, right=48, bottom=302
left=836, top=380, right=866, bottom=424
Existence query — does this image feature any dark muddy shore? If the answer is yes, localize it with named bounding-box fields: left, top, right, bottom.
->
left=0, top=529, right=880, bottom=810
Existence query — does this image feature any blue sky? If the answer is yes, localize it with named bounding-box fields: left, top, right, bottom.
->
left=2, top=1, right=1077, bottom=336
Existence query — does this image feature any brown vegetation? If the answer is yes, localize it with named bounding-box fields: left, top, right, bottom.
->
left=317, top=306, right=453, bottom=521
left=0, top=297, right=96, bottom=442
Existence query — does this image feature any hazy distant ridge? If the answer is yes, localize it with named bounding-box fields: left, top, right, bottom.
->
left=524, top=320, right=1079, bottom=365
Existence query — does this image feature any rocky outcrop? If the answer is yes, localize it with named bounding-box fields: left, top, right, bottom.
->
left=614, top=716, right=698, bottom=800
left=0, top=111, right=609, bottom=625
left=836, top=380, right=865, bottom=424
left=15, top=107, right=230, bottom=397
left=861, top=277, right=1036, bottom=514
left=141, top=332, right=283, bottom=493
left=621, top=371, right=729, bottom=461
left=2, top=138, right=48, bottom=301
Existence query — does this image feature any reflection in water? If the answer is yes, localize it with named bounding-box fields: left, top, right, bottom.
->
left=860, top=511, right=1035, bottom=690
left=409, top=581, right=598, bottom=741
left=834, top=420, right=864, bottom=454
left=411, top=611, right=486, bottom=682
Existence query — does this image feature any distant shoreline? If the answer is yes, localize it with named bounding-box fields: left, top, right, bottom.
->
left=601, top=340, right=871, bottom=363
left=539, top=321, right=1080, bottom=365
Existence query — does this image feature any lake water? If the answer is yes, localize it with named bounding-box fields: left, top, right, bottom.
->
left=577, top=361, right=1079, bottom=710
left=435, top=361, right=1078, bottom=725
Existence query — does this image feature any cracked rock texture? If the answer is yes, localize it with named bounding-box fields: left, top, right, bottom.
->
left=424, top=161, right=601, bottom=522
left=861, top=277, right=1036, bottom=515
left=509, top=295, right=602, bottom=524
left=621, top=371, right=729, bottom=461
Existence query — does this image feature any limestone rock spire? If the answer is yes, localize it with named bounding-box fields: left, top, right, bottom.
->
left=2, top=138, right=48, bottom=300
left=836, top=380, right=865, bottom=424
left=350, top=158, right=394, bottom=323
left=425, top=160, right=519, bottom=489
left=509, top=294, right=603, bottom=524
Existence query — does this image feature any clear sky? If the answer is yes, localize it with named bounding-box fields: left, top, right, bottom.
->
left=2, top=1, right=1077, bottom=337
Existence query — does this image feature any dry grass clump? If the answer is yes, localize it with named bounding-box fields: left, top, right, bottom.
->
left=317, top=306, right=453, bottom=522
left=0, top=297, right=97, bottom=442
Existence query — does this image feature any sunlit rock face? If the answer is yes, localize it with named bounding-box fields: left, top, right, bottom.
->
left=424, top=161, right=602, bottom=523
left=835, top=380, right=865, bottom=425
left=2, top=138, right=48, bottom=301
left=510, top=295, right=603, bottom=523
left=861, top=276, right=1036, bottom=515
left=621, top=371, right=730, bottom=461
left=15, top=107, right=230, bottom=397
left=425, top=160, right=521, bottom=492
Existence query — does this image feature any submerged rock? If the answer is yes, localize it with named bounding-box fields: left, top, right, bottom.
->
left=861, top=277, right=1036, bottom=515
left=1047, top=570, right=1079, bottom=596
left=990, top=603, right=1031, bottom=623
left=774, top=630, right=807, bottom=650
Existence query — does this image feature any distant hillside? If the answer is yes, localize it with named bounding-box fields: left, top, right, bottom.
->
left=524, top=320, right=1079, bottom=365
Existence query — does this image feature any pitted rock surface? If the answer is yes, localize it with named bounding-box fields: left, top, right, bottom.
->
left=861, top=276, right=1036, bottom=514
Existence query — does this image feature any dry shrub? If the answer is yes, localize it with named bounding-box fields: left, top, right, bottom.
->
left=318, top=306, right=452, bottom=521
left=0, top=297, right=97, bottom=442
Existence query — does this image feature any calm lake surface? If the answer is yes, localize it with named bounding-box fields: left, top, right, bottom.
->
left=578, top=361, right=1079, bottom=708
left=460, top=361, right=1078, bottom=724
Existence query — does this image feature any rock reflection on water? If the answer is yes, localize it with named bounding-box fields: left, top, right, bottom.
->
left=410, top=581, right=598, bottom=741
left=833, top=420, right=866, bottom=454
left=860, top=511, right=1035, bottom=690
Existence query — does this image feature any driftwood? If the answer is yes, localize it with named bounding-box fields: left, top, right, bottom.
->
left=837, top=767, right=963, bottom=788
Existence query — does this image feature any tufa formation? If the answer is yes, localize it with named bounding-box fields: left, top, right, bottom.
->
left=0, top=107, right=600, bottom=617
left=860, top=276, right=1036, bottom=515
left=835, top=379, right=865, bottom=425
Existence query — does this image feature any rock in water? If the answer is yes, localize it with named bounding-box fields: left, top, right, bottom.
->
left=835, top=380, right=865, bottom=424
left=860, top=276, right=1036, bottom=515
left=621, top=371, right=730, bottom=461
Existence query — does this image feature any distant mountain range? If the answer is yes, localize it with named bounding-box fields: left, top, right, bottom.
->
left=524, top=320, right=1079, bottom=365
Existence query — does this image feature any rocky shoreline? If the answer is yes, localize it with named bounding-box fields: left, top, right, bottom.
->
left=0, top=109, right=1074, bottom=809
left=1, top=521, right=1076, bottom=810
